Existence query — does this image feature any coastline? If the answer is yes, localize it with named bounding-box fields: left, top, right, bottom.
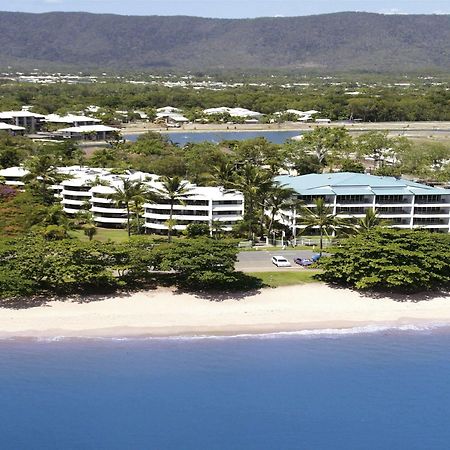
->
left=0, top=284, right=449, bottom=339
left=122, top=121, right=450, bottom=141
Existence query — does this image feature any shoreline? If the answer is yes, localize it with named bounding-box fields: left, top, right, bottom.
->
left=121, top=121, right=450, bottom=140
left=0, top=284, right=449, bottom=339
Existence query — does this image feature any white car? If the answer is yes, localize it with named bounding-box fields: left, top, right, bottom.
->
left=271, top=256, right=291, bottom=268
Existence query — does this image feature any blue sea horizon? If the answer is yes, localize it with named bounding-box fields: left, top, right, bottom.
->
left=2, top=327, right=450, bottom=450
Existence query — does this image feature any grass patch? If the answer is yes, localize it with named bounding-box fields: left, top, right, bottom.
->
left=70, top=228, right=130, bottom=242
left=248, top=270, right=321, bottom=288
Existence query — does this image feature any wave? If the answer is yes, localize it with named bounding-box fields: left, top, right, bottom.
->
left=2, top=322, right=449, bottom=343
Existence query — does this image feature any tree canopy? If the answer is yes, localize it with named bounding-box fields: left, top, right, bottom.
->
left=318, top=228, right=450, bottom=293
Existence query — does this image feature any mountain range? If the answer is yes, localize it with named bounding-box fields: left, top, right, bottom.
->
left=0, top=11, right=449, bottom=72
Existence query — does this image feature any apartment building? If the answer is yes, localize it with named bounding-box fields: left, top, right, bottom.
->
left=1, top=166, right=244, bottom=232
left=143, top=185, right=244, bottom=233
left=275, top=172, right=450, bottom=234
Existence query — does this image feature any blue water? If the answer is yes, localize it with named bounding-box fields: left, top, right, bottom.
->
left=125, top=130, right=301, bottom=145
left=2, top=329, right=450, bottom=450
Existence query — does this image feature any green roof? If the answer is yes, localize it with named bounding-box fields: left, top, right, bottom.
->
left=275, top=173, right=450, bottom=196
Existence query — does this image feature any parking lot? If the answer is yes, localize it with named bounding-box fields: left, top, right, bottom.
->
left=236, top=249, right=319, bottom=272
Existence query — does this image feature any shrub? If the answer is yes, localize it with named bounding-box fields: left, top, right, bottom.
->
left=318, top=228, right=450, bottom=293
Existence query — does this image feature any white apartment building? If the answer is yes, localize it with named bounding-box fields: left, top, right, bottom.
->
left=1, top=166, right=244, bottom=232
left=143, top=185, right=244, bottom=233
left=275, top=172, right=450, bottom=234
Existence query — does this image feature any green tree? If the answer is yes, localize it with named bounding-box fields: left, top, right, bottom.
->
left=24, top=152, right=62, bottom=204
left=108, top=179, right=151, bottom=237
left=297, top=198, right=349, bottom=255
left=185, top=223, right=210, bottom=238
left=265, top=185, right=296, bottom=237
left=159, top=238, right=240, bottom=288
left=222, top=163, right=272, bottom=241
left=299, top=127, right=354, bottom=167
left=356, top=209, right=390, bottom=233
left=152, top=176, right=192, bottom=242
left=357, top=131, right=411, bottom=170
left=318, top=229, right=450, bottom=292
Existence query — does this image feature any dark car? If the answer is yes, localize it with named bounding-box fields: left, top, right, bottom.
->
left=294, top=257, right=313, bottom=267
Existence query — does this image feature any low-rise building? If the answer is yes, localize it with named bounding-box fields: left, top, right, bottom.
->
left=0, top=166, right=244, bottom=232
left=275, top=172, right=450, bottom=234
left=44, top=114, right=101, bottom=128
left=58, top=125, right=121, bottom=140
left=0, top=122, right=26, bottom=135
left=0, top=110, right=45, bottom=132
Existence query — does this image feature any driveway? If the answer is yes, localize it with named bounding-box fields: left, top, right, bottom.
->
left=236, top=249, right=319, bottom=272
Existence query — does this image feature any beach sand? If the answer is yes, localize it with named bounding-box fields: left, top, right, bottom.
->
left=0, top=284, right=449, bottom=338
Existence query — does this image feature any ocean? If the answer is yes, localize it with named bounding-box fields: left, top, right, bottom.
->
left=125, top=130, right=302, bottom=145
left=2, top=328, right=450, bottom=449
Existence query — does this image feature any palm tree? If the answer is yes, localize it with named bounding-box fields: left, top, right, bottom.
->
left=223, top=163, right=272, bottom=241
left=24, top=153, right=61, bottom=204
left=297, top=198, right=348, bottom=255
left=357, top=209, right=390, bottom=232
left=86, top=176, right=111, bottom=188
left=211, top=219, right=225, bottom=239
left=152, top=176, right=192, bottom=242
left=108, top=179, right=151, bottom=237
left=265, top=185, right=296, bottom=238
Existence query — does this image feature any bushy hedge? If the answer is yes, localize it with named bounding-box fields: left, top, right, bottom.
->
left=0, top=235, right=246, bottom=300
left=318, top=228, right=450, bottom=293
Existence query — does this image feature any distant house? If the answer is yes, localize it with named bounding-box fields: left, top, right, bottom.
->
left=0, top=122, right=26, bottom=135
left=155, top=112, right=190, bottom=126
left=0, top=166, right=29, bottom=187
left=0, top=110, right=45, bottom=132
left=203, top=107, right=263, bottom=120
left=44, top=114, right=101, bottom=128
left=156, top=106, right=182, bottom=114
left=274, top=109, right=319, bottom=122
left=58, top=125, right=121, bottom=141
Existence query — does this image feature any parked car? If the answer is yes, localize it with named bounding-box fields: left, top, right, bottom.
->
left=271, top=256, right=291, bottom=267
left=294, top=257, right=313, bottom=267
left=295, top=253, right=321, bottom=267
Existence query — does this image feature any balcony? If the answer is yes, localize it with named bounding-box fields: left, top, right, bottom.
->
left=62, top=189, right=92, bottom=198
left=375, top=197, right=412, bottom=205
left=94, top=216, right=127, bottom=224
left=91, top=206, right=127, bottom=214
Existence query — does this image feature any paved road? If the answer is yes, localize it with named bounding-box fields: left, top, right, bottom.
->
left=236, top=249, right=319, bottom=272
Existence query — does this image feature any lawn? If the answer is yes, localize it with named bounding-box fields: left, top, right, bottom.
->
left=70, top=228, right=171, bottom=243
left=248, top=270, right=321, bottom=288
left=70, top=228, right=132, bottom=243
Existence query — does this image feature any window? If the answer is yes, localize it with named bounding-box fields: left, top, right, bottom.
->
left=415, top=195, right=441, bottom=204
left=212, top=200, right=243, bottom=206
left=376, top=195, right=408, bottom=204
left=336, top=195, right=367, bottom=204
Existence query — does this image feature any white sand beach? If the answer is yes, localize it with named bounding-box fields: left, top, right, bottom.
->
left=0, top=284, right=449, bottom=338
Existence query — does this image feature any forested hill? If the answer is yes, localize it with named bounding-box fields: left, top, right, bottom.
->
left=0, top=11, right=449, bottom=72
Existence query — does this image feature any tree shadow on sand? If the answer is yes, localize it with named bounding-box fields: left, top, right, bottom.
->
left=0, top=285, right=158, bottom=310
left=324, top=282, right=450, bottom=303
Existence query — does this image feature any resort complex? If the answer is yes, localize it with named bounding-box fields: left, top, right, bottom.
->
left=276, top=172, right=450, bottom=234
left=0, top=166, right=245, bottom=233
left=2, top=165, right=450, bottom=234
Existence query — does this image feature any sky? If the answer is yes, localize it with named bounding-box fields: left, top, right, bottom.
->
left=0, top=0, right=449, bottom=18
